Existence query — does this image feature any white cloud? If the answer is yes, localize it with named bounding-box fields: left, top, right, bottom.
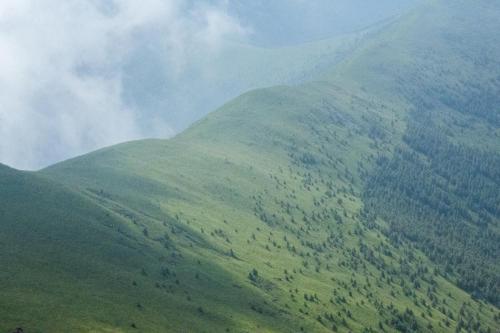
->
left=0, top=0, right=246, bottom=170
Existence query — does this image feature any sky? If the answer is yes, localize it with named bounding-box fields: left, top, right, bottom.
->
left=0, top=0, right=418, bottom=170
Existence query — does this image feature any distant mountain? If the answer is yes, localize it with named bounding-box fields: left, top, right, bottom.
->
left=126, top=0, right=422, bottom=134
left=227, top=0, right=419, bottom=46
left=123, top=32, right=363, bottom=137
left=1, top=0, right=499, bottom=332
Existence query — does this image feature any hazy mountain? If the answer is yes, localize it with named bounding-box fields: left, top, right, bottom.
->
left=0, top=0, right=499, bottom=332
left=227, top=0, right=419, bottom=46
left=0, top=0, right=420, bottom=170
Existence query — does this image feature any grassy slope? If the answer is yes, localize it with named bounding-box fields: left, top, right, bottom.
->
left=1, top=0, right=499, bottom=332
left=42, top=87, right=498, bottom=331
left=2, top=165, right=314, bottom=333
left=326, top=0, right=500, bottom=305
left=0, top=164, right=159, bottom=332
left=0, top=165, right=309, bottom=332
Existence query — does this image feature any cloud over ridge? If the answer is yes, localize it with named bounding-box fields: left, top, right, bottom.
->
left=0, top=0, right=246, bottom=170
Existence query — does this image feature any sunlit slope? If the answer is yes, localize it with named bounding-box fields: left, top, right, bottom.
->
left=44, top=81, right=499, bottom=332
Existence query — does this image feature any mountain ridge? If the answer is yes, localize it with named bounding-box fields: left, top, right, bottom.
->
left=1, top=0, right=499, bottom=332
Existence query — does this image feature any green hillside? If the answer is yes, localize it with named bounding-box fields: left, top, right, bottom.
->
left=1, top=0, right=499, bottom=332
left=327, top=0, right=500, bottom=306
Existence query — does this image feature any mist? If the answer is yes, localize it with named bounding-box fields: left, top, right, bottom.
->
left=0, top=0, right=418, bottom=170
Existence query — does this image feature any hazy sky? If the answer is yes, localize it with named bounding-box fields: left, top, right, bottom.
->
left=0, top=0, right=418, bottom=170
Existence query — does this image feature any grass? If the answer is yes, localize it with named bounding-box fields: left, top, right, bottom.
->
left=1, top=0, right=499, bottom=332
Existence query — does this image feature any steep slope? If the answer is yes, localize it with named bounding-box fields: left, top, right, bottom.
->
left=1, top=0, right=499, bottom=332
left=43, top=81, right=499, bottom=332
left=325, top=0, right=500, bottom=306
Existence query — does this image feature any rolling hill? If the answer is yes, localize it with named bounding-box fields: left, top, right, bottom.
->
left=1, top=0, right=499, bottom=332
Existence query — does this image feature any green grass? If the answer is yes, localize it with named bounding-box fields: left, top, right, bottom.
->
left=1, top=0, right=500, bottom=332
left=38, top=81, right=498, bottom=332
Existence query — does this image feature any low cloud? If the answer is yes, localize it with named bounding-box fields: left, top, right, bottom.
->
left=0, top=0, right=246, bottom=170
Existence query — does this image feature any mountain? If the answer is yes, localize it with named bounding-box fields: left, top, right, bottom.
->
left=19, top=25, right=372, bottom=170
left=127, top=0, right=422, bottom=135
left=124, top=31, right=363, bottom=136
left=1, top=0, right=499, bottom=332
left=225, top=0, right=419, bottom=47
left=328, top=0, right=500, bottom=305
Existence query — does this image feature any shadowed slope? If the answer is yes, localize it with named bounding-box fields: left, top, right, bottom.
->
left=0, top=165, right=296, bottom=332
